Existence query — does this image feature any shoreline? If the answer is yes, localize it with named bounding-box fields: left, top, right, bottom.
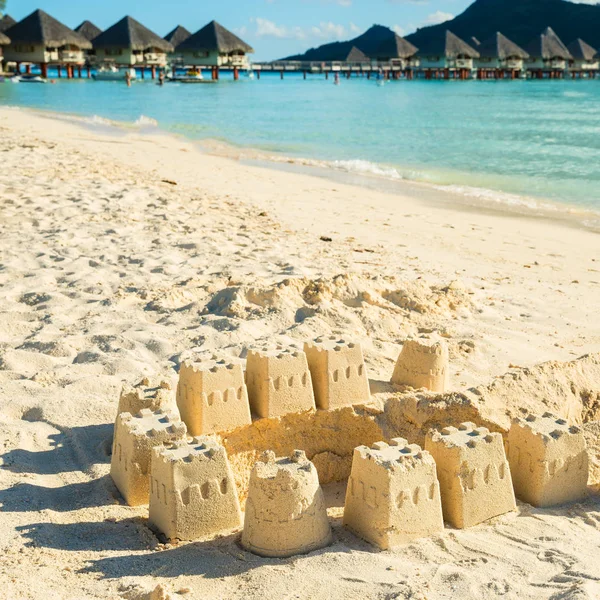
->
left=7, top=103, right=600, bottom=234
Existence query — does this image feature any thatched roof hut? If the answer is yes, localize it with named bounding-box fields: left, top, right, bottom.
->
left=177, top=21, right=253, bottom=54
left=5, top=9, right=91, bottom=49
left=345, top=46, right=370, bottom=62
left=375, top=33, right=418, bottom=60
left=567, top=38, right=597, bottom=61
left=524, top=27, right=572, bottom=60
left=75, top=20, right=102, bottom=42
left=93, top=16, right=173, bottom=52
left=164, top=25, right=191, bottom=48
left=0, top=31, right=10, bottom=46
left=417, top=30, right=479, bottom=59
left=477, top=32, right=529, bottom=60
left=0, top=14, right=16, bottom=33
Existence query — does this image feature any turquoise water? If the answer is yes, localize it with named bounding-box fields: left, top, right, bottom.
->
left=2, top=73, right=600, bottom=213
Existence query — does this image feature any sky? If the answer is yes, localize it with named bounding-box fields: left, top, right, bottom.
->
left=5, top=0, right=476, bottom=60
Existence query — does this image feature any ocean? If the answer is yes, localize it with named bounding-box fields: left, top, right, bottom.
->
left=2, top=71, right=600, bottom=223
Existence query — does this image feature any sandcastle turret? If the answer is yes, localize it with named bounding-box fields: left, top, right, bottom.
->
left=110, top=408, right=187, bottom=506
left=245, top=344, right=316, bottom=418
left=343, top=439, right=444, bottom=549
left=304, top=336, right=370, bottom=410
left=391, top=338, right=449, bottom=393
left=117, top=377, right=174, bottom=416
left=149, top=436, right=242, bottom=541
left=241, top=450, right=332, bottom=558
left=507, top=412, right=588, bottom=507
left=176, top=354, right=251, bottom=436
left=425, top=422, right=516, bottom=528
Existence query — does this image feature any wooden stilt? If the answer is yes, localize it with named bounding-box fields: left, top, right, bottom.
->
left=78, top=65, right=82, bottom=78
left=40, top=63, right=48, bottom=78
left=303, top=71, right=306, bottom=80
left=233, top=67, right=239, bottom=81
left=151, top=65, right=156, bottom=79
left=87, top=66, right=91, bottom=78
left=280, top=70, right=283, bottom=80
left=257, top=70, right=260, bottom=80
left=57, top=64, right=62, bottom=78
left=215, top=66, right=219, bottom=80
left=25, top=64, right=32, bottom=74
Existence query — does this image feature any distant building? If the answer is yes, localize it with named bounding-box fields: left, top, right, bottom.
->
left=567, top=38, right=598, bottom=77
left=374, top=33, right=418, bottom=68
left=164, top=25, right=192, bottom=66
left=0, top=14, right=16, bottom=33
left=524, top=27, right=572, bottom=78
left=74, top=21, right=102, bottom=65
left=93, top=16, right=173, bottom=68
left=3, top=9, right=91, bottom=74
left=0, top=31, right=9, bottom=72
left=416, top=30, right=479, bottom=79
left=176, top=21, right=253, bottom=70
left=474, top=32, right=529, bottom=78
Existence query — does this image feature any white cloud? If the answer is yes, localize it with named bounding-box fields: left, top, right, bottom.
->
left=392, top=24, right=406, bottom=36
left=421, top=10, right=454, bottom=26
left=247, top=18, right=351, bottom=41
left=310, top=21, right=347, bottom=40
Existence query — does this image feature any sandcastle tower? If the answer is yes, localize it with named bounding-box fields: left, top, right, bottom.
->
left=425, top=422, right=516, bottom=528
left=241, top=450, right=332, bottom=558
left=245, top=344, right=316, bottom=419
left=176, top=354, right=251, bottom=436
left=507, top=413, right=588, bottom=507
left=391, top=338, right=449, bottom=393
left=111, top=409, right=187, bottom=506
left=149, top=436, right=242, bottom=541
left=117, top=377, right=174, bottom=416
left=343, top=439, right=444, bottom=549
left=303, top=336, right=370, bottom=410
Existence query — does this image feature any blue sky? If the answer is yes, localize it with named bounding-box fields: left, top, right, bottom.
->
left=7, top=0, right=473, bottom=60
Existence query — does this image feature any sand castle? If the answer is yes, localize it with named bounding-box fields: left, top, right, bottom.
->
left=304, top=337, right=370, bottom=410
left=507, top=412, right=588, bottom=507
left=241, top=450, right=332, bottom=558
left=176, top=354, right=251, bottom=436
left=343, top=439, right=444, bottom=549
left=118, top=377, right=174, bottom=416
left=391, top=338, right=449, bottom=393
left=111, top=409, right=187, bottom=506
left=245, top=345, right=316, bottom=418
left=425, top=422, right=516, bottom=528
left=149, top=436, right=242, bottom=541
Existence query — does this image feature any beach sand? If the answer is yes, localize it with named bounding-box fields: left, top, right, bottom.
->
left=1, top=107, right=599, bottom=599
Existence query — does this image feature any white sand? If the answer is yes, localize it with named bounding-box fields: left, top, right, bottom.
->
left=0, top=107, right=599, bottom=600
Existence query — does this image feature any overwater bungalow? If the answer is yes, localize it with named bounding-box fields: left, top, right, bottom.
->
left=474, top=32, right=529, bottom=79
left=3, top=9, right=92, bottom=78
left=75, top=20, right=102, bottom=42
left=523, top=27, right=571, bottom=79
left=92, top=16, right=173, bottom=75
left=416, top=30, right=479, bottom=79
left=74, top=21, right=102, bottom=66
left=0, top=14, right=16, bottom=33
left=375, top=34, right=418, bottom=73
left=175, top=21, right=253, bottom=78
left=0, top=31, right=10, bottom=73
left=567, top=38, right=598, bottom=78
left=164, top=25, right=191, bottom=48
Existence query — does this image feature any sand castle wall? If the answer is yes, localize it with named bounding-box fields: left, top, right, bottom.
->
left=391, top=339, right=449, bottom=393
left=241, top=450, right=332, bottom=558
left=110, top=409, right=187, bottom=506
left=176, top=355, right=251, bottom=436
left=507, top=413, right=588, bottom=507
left=425, top=422, right=516, bottom=528
left=149, top=436, right=242, bottom=541
left=343, top=439, right=443, bottom=549
left=245, top=345, right=316, bottom=418
left=304, top=337, right=370, bottom=410
left=118, top=377, right=174, bottom=416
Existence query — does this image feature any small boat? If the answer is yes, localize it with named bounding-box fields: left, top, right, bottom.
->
left=13, top=74, right=46, bottom=83
left=93, top=66, right=136, bottom=82
left=169, top=69, right=211, bottom=84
